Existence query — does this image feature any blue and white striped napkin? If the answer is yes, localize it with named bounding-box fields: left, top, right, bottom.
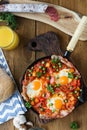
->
left=0, top=48, right=27, bottom=124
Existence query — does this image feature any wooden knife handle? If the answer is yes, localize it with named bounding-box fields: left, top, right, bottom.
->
left=67, top=16, right=87, bottom=52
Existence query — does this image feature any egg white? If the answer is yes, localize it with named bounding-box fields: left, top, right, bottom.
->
left=54, top=69, right=72, bottom=84
left=47, top=96, right=63, bottom=111
left=26, top=80, right=42, bottom=98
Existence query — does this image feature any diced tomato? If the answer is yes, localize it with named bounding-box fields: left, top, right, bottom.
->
left=34, top=102, right=41, bottom=108
left=55, top=88, right=61, bottom=93
left=61, top=105, right=66, bottom=110
left=29, top=76, right=35, bottom=82
left=45, top=109, right=52, bottom=113
left=70, top=68, right=75, bottom=73
left=61, top=64, right=67, bottom=69
left=32, top=71, right=36, bottom=76
left=41, top=102, right=47, bottom=107
left=77, top=79, right=80, bottom=86
left=60, top=85, right=69, bottom=93
left=71, top=79, right=77, bottom=86
left=35, top=98, right=39, bottom=103
left=31, top=101, right=35, bottom=106
left=66, top=99, right=76, bottom=109
left=40, top=97, right=45, bottom=102
left=45, top=62, right=50, bottom=67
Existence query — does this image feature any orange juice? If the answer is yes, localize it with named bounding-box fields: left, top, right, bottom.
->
left=0, top=26, right=19, bottom=50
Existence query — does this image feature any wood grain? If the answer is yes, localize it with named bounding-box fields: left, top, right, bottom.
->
left=9, top=0, right=87, bottom=41
left=0, top=0, right=87, bottom=130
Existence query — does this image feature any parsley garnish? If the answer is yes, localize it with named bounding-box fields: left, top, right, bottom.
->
left=36, top=72, right=42, bottom=78
left=70, top=121, right=79, bottom=130
left=0, top=12, right=17, bottom=30
left=55, top=84, right=60, bottom=88
left=52, top=109, right=56, bottom=113
left=51, top=58, right=59, bottom=64
left=49, top=103, right=53, bottom=106
left=68, top=72, right=74, bottom=79
left=47, top=84, right=54, bottom=94
left=25, top=102, right=31, bottom=108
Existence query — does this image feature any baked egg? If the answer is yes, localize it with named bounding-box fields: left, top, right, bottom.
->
left=47, top=93, right=66, bottom=112
left=54, top=68, right=74, bottom=85
left=27, top=79, right=42, bottom=98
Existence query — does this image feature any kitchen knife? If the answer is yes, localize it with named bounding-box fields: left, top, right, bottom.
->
left=0, top=3, right=48, bottom=13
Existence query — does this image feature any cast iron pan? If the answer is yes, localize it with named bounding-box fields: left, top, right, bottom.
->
left=21, top=16, right=87, bottom=123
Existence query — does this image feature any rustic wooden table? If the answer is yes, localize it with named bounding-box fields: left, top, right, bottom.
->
left=0, top=0, right=87, bottom=130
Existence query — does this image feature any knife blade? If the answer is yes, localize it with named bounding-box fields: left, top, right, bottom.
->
left=0, top=4, right=48, bottom=13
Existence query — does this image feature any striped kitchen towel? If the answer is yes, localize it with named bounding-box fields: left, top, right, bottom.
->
left=0, top=48, right=27, bottom=124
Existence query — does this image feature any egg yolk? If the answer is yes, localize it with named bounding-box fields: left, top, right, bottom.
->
left=59, top=76, right=68, bottom=85
left=54, top=99, right=62, bottom=109
left=33, top=80, right=41, bottom=90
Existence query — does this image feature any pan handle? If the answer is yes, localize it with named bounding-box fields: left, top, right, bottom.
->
left=64, top=16, right=87, bottom=58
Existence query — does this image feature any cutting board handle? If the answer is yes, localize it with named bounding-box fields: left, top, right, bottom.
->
left=67, top=16, right=87, bottom=52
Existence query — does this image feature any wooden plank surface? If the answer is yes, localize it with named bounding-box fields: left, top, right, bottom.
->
left=0, top=0, right=87, bottom=130
left=9, top=0, right=87, bottom=41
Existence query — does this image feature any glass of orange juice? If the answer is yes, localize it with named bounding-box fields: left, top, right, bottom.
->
left=0, top=26, right=19, bottom=50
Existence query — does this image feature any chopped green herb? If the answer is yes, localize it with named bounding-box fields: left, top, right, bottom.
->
left=47, top=99, right=50, bottom=102
left=74, top=90, right=78, bottom=94
left=0, top=12, right=17, bottom=30
left=70, top=121, right=79, bottom=129
left=31, top=98, right=34, bottom=101
left=47, top=84, right=54, bottom=94
left=58, top=62, right=62, bottom=68
left=56, top=68, right=59, bottom=72
left=46, top=76, right=51, bottom=80
left=39, top=66, right=43, bottom=69
left=28, top=73, right=32, bottom=77
left=51, top=58, right=59, bottom=64
left=28, top=69, right=32, bottom=73
left=53, top=65, right=56, bottom=68
left=70, top=86, right=73, bottom=89
left=52, top=109, right=56, bottom=113
left=80, top=89, right=82, bottom=92
left=49, top=103, right=53, bottom=106
left=36, top=72, right=42, bottom=78
left=78, top=96, right=80, bottom=99
left=55, top=84, right=60, bottom=88
left=40, top=107, right=45, bottom=111
left=56, top=84, right=60, bottom=87
left=42, top=61, right=45, bottom=64
left=43, top=71, right=46, bottom=74
left=42, top=93, right=46, bottom=97
left=68, top=72, right=74, bottom=79
left=31, top=67, right=34, bottom=70
left=64, top=99, right=68, bottom=103
left=75, top=76, right=79, bottom=80
left=25, top=102, right=31, bottom=108
left=56, top=75, right=59, bottom=79
left=54, top=84, right=57, bottom=87
left=42, top=67, right=46, bottom=71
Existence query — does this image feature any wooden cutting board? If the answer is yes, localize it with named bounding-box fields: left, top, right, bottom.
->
left=9, top=0, right=87, bottom=41
left=1, top=1, right=87, bottom=130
